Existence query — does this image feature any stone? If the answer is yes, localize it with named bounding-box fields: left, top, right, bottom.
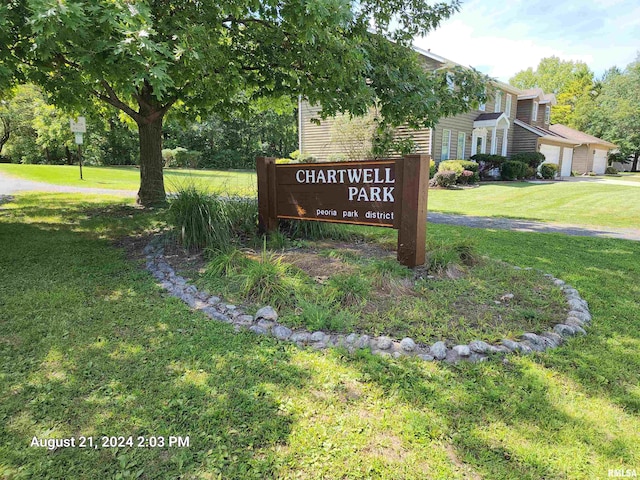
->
left=376, top=336, right=393, bottom=350
left=469, top=340, right=492, bottom=353
left=501, top=293, right=515, bottom=301
left=160, top=281, right=173, bottom=290
left=235, top=315, right=254, bottom=326
left=562, top=287, right=579, bottom=296
left=469, top=353, right=488, bottom=363
left=249, top=325, right=268, bottom=335
left=256, top=319, right=274, bottom=331
left=452, top=345, right=471, bottom=357
left=225, top=304, right=237, bottom=310
left=520, top=340, right=544, bottom=353
left=517, top=342, right=534, bottom=354
left=565, top=316, right=586, bottom=327
left=310, top=331, right=327, bottom=343
left=400, top=337, right=416, bottom=352
left=255, top=306, right=278, bottom=321
left=311, top=342, right=327, bottom=350
left=377, top=351, right=392, bottom=358
left=540, top=332, right=563, bottom=347
left=179, top=293, right=197, bottom=308
left=392, top=351, right=403, bottom=359
left=272, top=325, right=293, bottom=340
left=554, top=324, right=576, bottom=337
left=444, top=349, right=460, bottom=363
left=196, top=290, right=210, bottom=301
left=429, top=341, right=447, bottom=360
left=501, top=339, right=520, bottom=352
left=418, top=354, right=435, bottom=361
left=570, top=324, right=587, bottom=335
left=521, top=333, right=546, bottom=348
left=345, top=333, right=359, bottom=345
left=290, top=332, right=311, bottom=344
left=355, top=335, right=371, bottom=349
left=202, top=307, right=230, bottom=322
left=173, top=276, right=187, bottom=286
left=513, top=266, right=521, bottom=270
left=553, top=279, right=565, bottom=286
left=567, top=298, right=588, bottom=312
left=208, top=296, right=221, bottom=305
left=568, top=310, right=591, bottom=323
left=491, top=345, right=511, bottom=354
left=193, top=299, right=208, bottom=310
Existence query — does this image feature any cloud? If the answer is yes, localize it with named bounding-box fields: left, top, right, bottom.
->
left=415, top=0, right=638, bottom=81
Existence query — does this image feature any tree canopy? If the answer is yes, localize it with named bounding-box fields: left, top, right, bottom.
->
left=509, top=56, right=595, bottom=126
left=4, top=0, right=487, bottom=205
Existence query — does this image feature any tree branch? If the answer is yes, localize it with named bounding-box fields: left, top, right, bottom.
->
left=91, top=80, right=143, bottom=123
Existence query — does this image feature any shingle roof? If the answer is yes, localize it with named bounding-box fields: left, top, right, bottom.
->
left=549, top=124, right=617, bottom=148
left=475, top=112, right=503, bottom=121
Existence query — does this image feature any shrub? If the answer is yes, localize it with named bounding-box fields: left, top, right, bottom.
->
left=429, top=159, right=436, bottom=179
left=162, top=148, right=176, bottom=167
left=290, top=150, right=316, bottom=163
left=471, top=154, right=506, bottom=179
left=500, top=161, right=528, bottom=180
left=605, top=166, right=619, bottom=174
left=236, top=250, right=302, bottom=307
left=525, top=166, right=537, bottom=179
left=539, top=163, right=559, bottom=179
left=438, top=160, right=465, bottom=177
left=327, top=153, right=347, bottom=162
left=511, top=152, right=546, bottom=169
left=433, top=170, right=458, bottom=187
left=457, top=169, right=475, bottom=185
left=275, top=158, right=292, bottom=164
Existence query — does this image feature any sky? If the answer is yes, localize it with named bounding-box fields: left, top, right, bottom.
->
left=414, top=0, right=640, bottom=83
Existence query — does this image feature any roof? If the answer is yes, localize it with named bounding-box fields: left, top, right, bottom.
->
left=514, top=119, right=579, bottom=146
left=549, top=124, right=617, bottom=148
left=517, top=88, right=557, bottom=105
left=475, top=113, right=503, bottom=121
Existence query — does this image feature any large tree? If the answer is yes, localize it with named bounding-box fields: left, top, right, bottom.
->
left=585, top=58, right=640, bottom=171
left=6, top=0, right=487, bottom=205
left=509, top=56, right=595, bottom=126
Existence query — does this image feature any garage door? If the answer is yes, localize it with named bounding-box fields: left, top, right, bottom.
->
left=593, top=149, right=608, bottom=174
left=561, top=147, right=573, bottom=177
left=540, top=144, right=561, bottom=165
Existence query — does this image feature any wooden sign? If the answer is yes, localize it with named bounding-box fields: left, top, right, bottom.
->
left=257, top=155, right=429, bottom=267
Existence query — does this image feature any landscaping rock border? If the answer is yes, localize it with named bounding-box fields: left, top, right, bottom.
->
left=144, top=236, right=592, bottom=363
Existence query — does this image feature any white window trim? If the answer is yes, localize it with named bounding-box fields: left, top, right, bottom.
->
left=457, top=132, right=466, bottom=160
left=532, top=101, right=539, bottom=122
left=494, top=91, right=502, bottom=113
left=501, top=128, right=508, bottom=156
left=471, top=129, right=487, bottom=156
left=441, top=129, right=451, bottom=161
left=505, top=94, right=512, bottom=117
left=545, top=105, right=551, bottom=124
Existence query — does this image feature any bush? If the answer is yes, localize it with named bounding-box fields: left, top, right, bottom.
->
left=168, top=184, right=258, bottom=252
left=433, top=170, right=458, bottom=187
left=457, top=169, right=475, bottom=185
left=174, top=148, right=202, bottom=168
left=511, top=152, right=546, bottom=169
left=429, top=159, right=436, bottom=179
left=539, top=163, right=559, bottom=179
left=501, top=161, right=528, bottom=180
left=290, top=150, right=316, bottom=163
left=471, top=154, right=506, bottom=179
left=438, top=160, right=465, bottom=176
left=525, top=166, right=537, bottom=179
left=605, top=166, right=619, bottom=174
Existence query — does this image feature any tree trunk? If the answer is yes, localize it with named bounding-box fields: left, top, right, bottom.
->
left=632, top=151, right=639, bottom=172
left=65, top=146, right=73, bottom=165
left=136, top=116, right=166, bottom=206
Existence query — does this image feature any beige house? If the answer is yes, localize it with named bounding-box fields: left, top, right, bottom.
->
left=299, top=48, right=521, bottom=163
left=512, top=88, right=617, bottom=176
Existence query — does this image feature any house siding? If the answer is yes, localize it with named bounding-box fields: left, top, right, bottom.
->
left=512, top=124, right=539, bottom=154
left=299, top=101, right=432, bottom=161
left=516, top=99, right=533, bottom=124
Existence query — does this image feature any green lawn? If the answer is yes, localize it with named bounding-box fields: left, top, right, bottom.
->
left=617, top=172, right=640, bottom=183
left=0, top=164, right=257, bottom=195
left=2, top=164, right=639, bottom=229
left=1, top=193, right=638, bottom=479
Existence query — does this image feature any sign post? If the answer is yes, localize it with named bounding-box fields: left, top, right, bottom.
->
left=256, top=155, right=429, bottom=267
left=70, top=117, right=86, bottom=180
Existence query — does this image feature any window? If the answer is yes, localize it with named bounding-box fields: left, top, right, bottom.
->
left=457, top=132, right=466, bottom=159
left=505, top=94, right=512, bottom=117
left=441, top=129, right=451, bottom=161
left=532, top=101, right=539, bottom=122
left=544, top=105, right=550, bottom=124
left=471, top=129, right=486, bottom=156
left=479, top=88, right=486, bottom=111
left=495, top=91, right=502, bottom=113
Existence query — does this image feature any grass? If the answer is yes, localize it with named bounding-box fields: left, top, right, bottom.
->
left=428, top=180, right=640, bottom=228
left=0, top=164, right=257, bottom=196
left=3, top=164, right=640, bottom=229
left=1, top=193, right=639, bottom=478
left=617, top=172, right=640, bottom=182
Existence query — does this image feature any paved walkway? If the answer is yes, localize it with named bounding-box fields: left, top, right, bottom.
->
left=1, top=171, right=638, bottom=241
left=428, top=212, right=640, bottom=241
left=0, top=170, right=136, bottom=196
